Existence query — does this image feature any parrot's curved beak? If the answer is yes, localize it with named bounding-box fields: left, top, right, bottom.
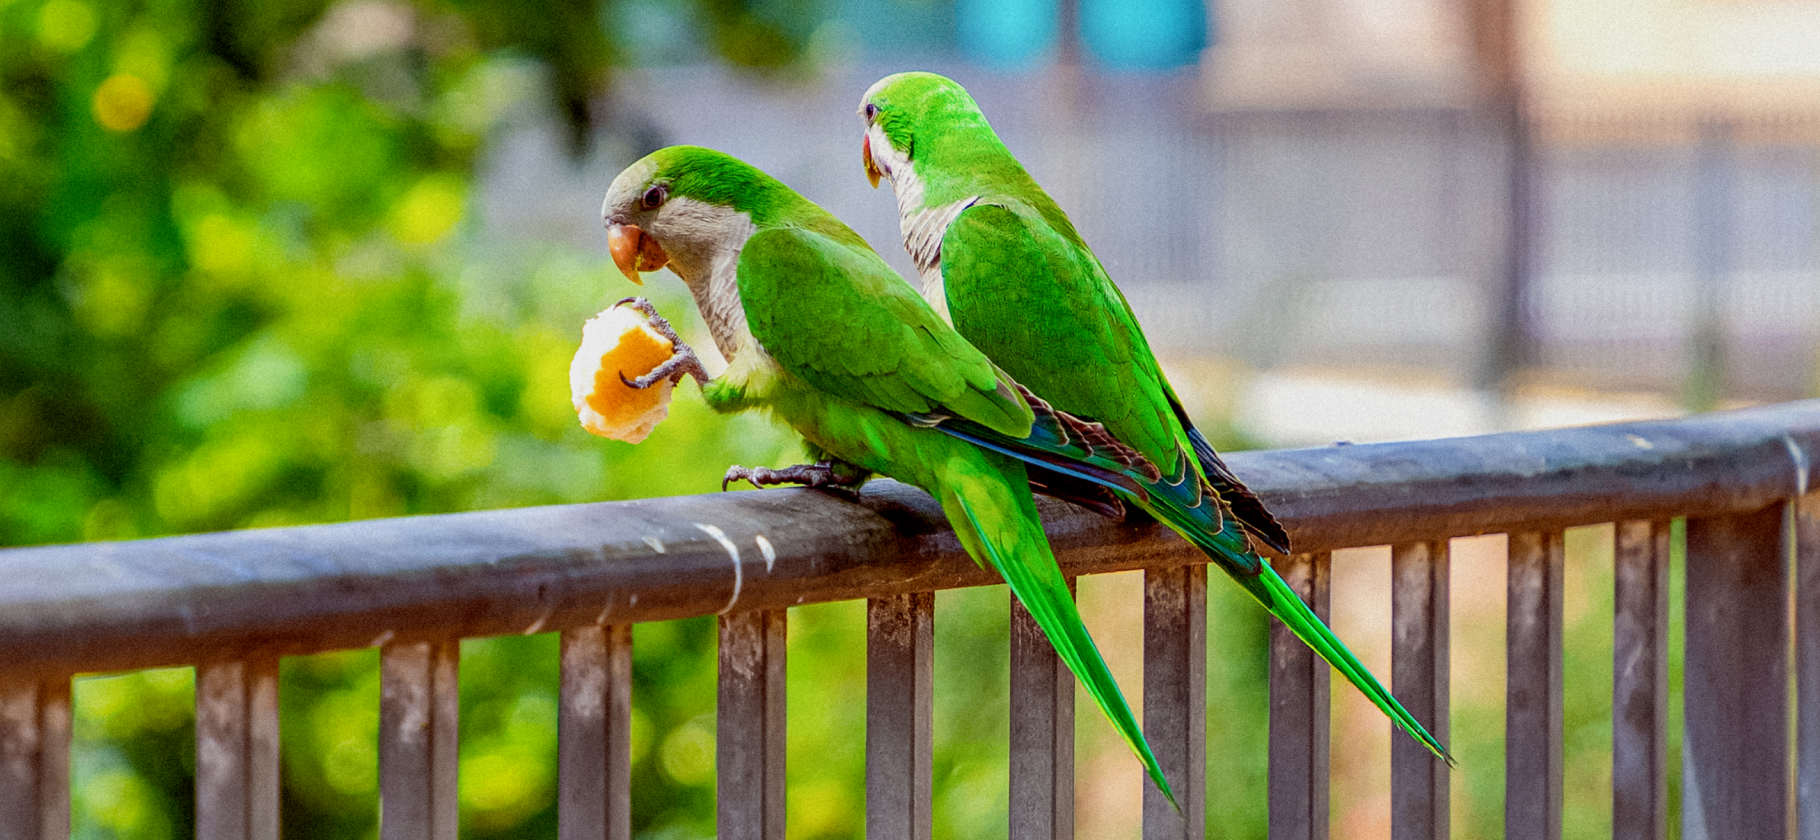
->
left=862, top=135, right=882, bottom=189
left=606, top=223, right=668, bottom=285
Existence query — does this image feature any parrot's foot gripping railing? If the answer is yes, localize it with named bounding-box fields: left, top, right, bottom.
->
left=5, top=401, right=1820, bottom=840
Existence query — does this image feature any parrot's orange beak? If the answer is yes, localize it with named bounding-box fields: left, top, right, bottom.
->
left=863, top=135, right=882, bottom=189
left=606, top=223, right=668, bottom=286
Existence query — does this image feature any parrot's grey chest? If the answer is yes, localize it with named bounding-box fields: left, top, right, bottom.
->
left=891, top=168, right=978, bottom=319
left=901, top=197, right=978, bottom=285
left=648, top=196, right=757, bottom=361
left=694, top=259, right=750, bottom=360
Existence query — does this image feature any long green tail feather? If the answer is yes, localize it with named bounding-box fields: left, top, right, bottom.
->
left=940, top=477, right=1182, bottom=810
left=1247, top=564, right=1454, bottom=764
left=1034, top=442, right=1455, bottom=764
left=1173, top=522, right=1456, bottom=766
left=1062, top=461, right=1456, bottom=763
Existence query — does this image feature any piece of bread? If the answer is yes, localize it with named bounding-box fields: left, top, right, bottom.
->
left=570, top=303, right=676, bottom=443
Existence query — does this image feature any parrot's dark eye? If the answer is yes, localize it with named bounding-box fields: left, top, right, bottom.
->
left=639, top=185, right=667, bottom=210
left=863, top=103, right=879, bottom=121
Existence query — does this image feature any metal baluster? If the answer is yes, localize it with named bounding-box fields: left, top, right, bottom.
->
left=1391, top=540, right=1449, bottom=840
left=867, top=592, right=934, bottom=840
left=1269, top=553, right=1331, bottom=840
left=196, top=659, right=280, bottom=840
left=719, top=609, right=786, bottom=840
left=1799, top=495, right=1820, bottom=840
left=1010, top=580, right=1075, bottom=840
left=0, top=677, right=70, bottom=840
left=380, top=641, right=460, bottom=840
left=560, top=625, right=633, bottom=840
left=1683, top=506, right=1788, bottom=840
left=1613, top=520, right=1670, bottom=840
left=1506, top=532, right=1564, bottom=840
left=1144, top=563, right=1206, bottom=840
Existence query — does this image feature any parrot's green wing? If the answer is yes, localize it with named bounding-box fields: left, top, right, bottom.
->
left=737, top=226, right=1032, bottom=438
left=941, top=201, right=1293, bottom=553
left=938, top=202, right=1187, bottom=468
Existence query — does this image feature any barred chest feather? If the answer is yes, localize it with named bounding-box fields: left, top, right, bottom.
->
left=693, top=260, right=751, bottom=361
left=644, top=196, right=757, bottom=362
left=900, top=196, right=978, bottom=316
left=867, top=128, right=980, bottom=321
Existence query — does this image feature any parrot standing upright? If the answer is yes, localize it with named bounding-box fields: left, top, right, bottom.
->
left=599, top=145, right=1191, bottom=802
left=857, top=72, right=1453, bottom=763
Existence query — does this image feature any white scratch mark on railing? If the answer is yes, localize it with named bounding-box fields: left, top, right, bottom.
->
left=1785, top=434, right=1809, bottom=496
left=522, top=607, right=552, bottom=636
left=598, top=592, right=640, bottom=624
left=696, top=523, right=743, bottom=614
left=370, top=629, right=396, bottom=648
left=756, top=535, right=776, bottom=572
left=1683, top=740, right=1710, bottom=840
left=643, top=535, right=666, bottom=553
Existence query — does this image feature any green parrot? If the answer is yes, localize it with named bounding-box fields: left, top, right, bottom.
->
left=600, top=145, right=1188, bottom=802
left=857, top=72, right=1453, bottom=764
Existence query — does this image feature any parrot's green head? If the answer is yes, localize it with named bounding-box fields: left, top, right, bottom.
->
left=602, top=145, right=786, bottom=286
left=857, top=71, right=990, bottom=190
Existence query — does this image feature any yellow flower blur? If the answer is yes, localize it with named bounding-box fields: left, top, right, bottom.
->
left=93, top=74, right=154, bottom=132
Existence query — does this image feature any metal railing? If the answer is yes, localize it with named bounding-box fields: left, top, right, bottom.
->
left=4, top=400, right=1819, bottom=840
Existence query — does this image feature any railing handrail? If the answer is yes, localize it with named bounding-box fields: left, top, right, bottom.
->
left=4, top=398, right=1817, bottom=680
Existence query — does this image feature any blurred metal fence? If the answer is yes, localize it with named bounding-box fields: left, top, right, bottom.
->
left=497, top=67, right=1820, bottom=400
left=5, top=400, right=1820, bottom=839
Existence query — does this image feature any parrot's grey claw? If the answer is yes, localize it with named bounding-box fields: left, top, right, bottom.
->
left=621, top=334, right=710, bottom=389
left=616, top=297, right=686, bottom=347
left=647, top=316, right=685, bottom=348
left=722, top=462, right=866, bottom=497
left=616, top=296, right=659, bottom=317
